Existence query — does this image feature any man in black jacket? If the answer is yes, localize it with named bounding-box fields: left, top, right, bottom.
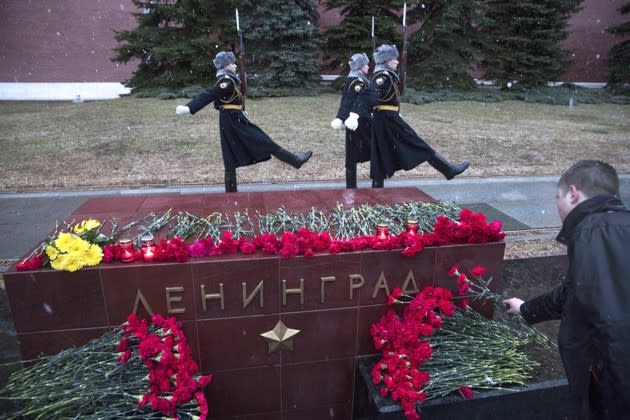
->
left=504, top=160, right=630, bottom=419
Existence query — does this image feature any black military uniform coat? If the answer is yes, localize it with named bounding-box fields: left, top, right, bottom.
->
left=186, top=72, right=279, bottom=171
left=364, top=69, right=434, bottom=180
left=336, top=76, right=371, bottom=167
left=521, top=195, right=630, bottom=418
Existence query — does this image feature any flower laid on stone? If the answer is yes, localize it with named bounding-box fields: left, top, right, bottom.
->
left=44, top=218, right=112, bottom=271
left=370, top=265, right=552, bottom=420
left=0, top=314, right=212, bottom=419
left=44, top=231, right=103, bottom=271
left=119, top=314, right=212, bottom=418
left=15, top=218, right=119, bottom=272
left=15, top=202, right=505, bottom=271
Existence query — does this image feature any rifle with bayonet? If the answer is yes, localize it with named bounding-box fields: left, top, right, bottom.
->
left=399, top=2, right=408, bottom=94
left=235, top=8, right=247, bottom=108
left=371, top=16, right=376, bottom=57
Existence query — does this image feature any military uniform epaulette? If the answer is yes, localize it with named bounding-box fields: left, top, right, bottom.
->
left=373, top=70, right=398, bottom=86
left=214, top=75, right=242, bottom=105
left=373, top=73, right=389, bottom=86
left=215, top=75, right=236, bottom=89
left=348, top=78, right=366, bottom=93
left=372, top=70, right=399, bottom=104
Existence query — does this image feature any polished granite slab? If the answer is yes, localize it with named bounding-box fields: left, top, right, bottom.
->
left=2, top=188, right=505, bottom=419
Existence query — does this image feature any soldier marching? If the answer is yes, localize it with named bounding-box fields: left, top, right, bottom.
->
left=331, top=53, right=372, bottom=189
left=176, top=51, right=312, bottom=193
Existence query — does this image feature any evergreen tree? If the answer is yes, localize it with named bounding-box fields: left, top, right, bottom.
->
left=323, top=0, right=402, bottom=69
left=112, top=0, right=239, bottom=95
left=606, top=2, right=630, bottom=94
left=406, top=0, right=482, bottom=91
left=242, top=0, right=322, bottom=96
left=479, top=0, right=583, bottom=89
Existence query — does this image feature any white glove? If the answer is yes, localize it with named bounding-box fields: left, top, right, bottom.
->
left=344, top=113, right=359, bottom=131
left=176, top=105, right=191, bottom=116
left=330, top=118, right=345, bottom=130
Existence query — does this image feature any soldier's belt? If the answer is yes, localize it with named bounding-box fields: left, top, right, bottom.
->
left=221, top=104, right=243, bottom=110
left=373, top=105, right=399, bottom=112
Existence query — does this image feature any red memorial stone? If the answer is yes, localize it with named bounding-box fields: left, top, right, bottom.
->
left=3, top=188, right=505, bottom=419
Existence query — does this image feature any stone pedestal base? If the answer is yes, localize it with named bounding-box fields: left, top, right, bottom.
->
left=4, top=188, right=506, bottom=419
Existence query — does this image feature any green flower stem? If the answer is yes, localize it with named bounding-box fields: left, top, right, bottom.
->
left=55, top=201, right=461, bottom=247
left=0, top=326, right=206, bottom=419
left=382, top=307, right=547, bottom=401
left=132, top=209, right=174, bottom=245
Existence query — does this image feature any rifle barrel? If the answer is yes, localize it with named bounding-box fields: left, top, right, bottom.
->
left=400, top=3, right=408, bottom=94
left=235, top=9, right=247, bottom=101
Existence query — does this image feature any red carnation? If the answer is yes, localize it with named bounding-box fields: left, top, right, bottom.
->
left=387, top=287, right=403, bottom=306
left=470, top=265, right=487, bottom=277
left=189, top=239, right=208, bottom=257
left=448, top=264, right=460, bottom=276
left=459, top=385, right=474, bottom=399
left=218, top=231, right=239, bottom=254
left=101, top=244, right=119, bottom=263
left=328, top=240, right=343, bottom=254
left=239, top=240, right=256, bottom=254
left=15, top=253, right=46, bottom=271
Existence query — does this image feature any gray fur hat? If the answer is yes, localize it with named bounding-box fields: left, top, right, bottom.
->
left=373, top=44, right=399, bottom=64
left=348, top=53, right=369, bottom=70
left=213, top=51, right=236, bottom=69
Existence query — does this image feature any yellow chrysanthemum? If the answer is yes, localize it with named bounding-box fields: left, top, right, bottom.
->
left=45, top=245, right=60, bottom=260
left=54, top=232, right=75, bottom=252
left=73, top=219, right=101, bottom=235
left=59, top=235, right=89, bottom=255
left=51, top=253, right=69, bottom=271
left=83, top=244, right=103, bottom=266
left=63, top=255, right=83, bottom=272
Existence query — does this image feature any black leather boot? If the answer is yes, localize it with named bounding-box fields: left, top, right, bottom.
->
left=372, top=178, right=384, bottom=188
left=273, top=148, right=313, bottom=169
left=224, top=169, right=237, bottom=193
left=346, top=166, right=357, bottom=189
left=427, top=153, right=469, bottom=180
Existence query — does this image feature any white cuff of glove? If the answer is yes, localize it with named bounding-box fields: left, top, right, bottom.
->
left=176, top=105, right=191, bottom=116
left=344, top=113, right=359, bottom=131
left=330, top=118, right=345, bottom=130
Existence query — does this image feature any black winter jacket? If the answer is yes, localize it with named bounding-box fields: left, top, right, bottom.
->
left=521, top=195, right=630, bottom=419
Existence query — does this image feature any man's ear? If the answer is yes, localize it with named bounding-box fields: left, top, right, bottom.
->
left=568, top=185, right=586, bottom=205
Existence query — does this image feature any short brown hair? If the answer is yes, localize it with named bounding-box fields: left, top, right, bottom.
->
left=558, top=160, right=619, bottom=198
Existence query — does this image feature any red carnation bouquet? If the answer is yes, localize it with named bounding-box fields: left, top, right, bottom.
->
left=369, top=265, right=551, bottom=420
left=2, top=314, right=212, bottom=419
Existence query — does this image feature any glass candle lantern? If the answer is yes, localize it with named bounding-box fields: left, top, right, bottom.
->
left=140, top=234, right=157, bottom=263
left=406, top=220, right=419, bottom=235
left=118, top=238, right=135, bottom=263
left=375, top=223, right=390, bottom=240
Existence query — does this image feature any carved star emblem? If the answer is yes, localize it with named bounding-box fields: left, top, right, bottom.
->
left=260, top=320, right=301, bottom=353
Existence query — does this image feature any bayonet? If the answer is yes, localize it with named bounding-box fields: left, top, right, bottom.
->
left=400, top=2, right=408, bottom=94
left=235, top=9, right=247, bottom=107
left=371, top=16, right=376, bottom=55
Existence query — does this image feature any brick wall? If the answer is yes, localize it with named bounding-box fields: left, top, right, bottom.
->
left=561, top=0, right=626, bottom=82
left=0, top=0, right=627, bottom=84
left=0, top=0, right=138, bottom=83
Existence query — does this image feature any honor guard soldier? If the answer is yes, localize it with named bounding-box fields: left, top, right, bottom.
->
left=331, top=53, right=372, bottom=189
left=345, top=44, right=469, bottom=188
left=176, top=51, right=312, bottom=193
